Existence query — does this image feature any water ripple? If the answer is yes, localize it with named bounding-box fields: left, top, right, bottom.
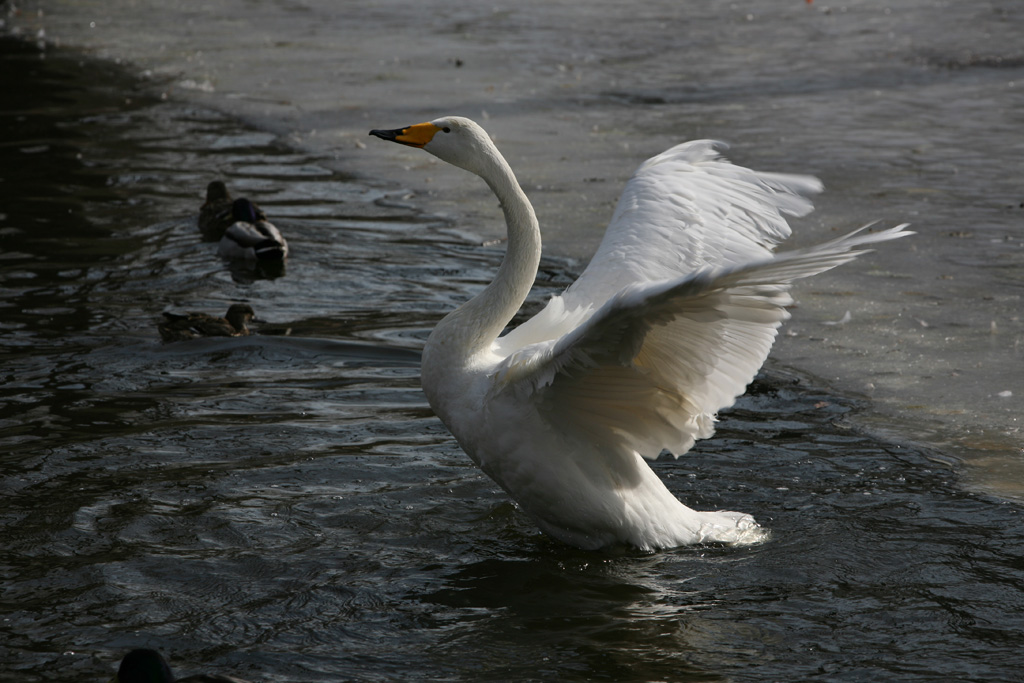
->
left=2, top=35, right=1023, bottom=683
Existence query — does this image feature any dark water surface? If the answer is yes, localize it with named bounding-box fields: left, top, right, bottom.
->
left=2, top=38, right=1024, bottom=682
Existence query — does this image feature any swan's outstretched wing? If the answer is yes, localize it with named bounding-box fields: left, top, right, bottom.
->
left=568, top=140, right=823, bottom=309
left=496, top=140, right=823, bottom=353
left=490, top=225, right=910, bottom=461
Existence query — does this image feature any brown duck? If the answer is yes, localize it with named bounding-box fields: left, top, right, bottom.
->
left=111, top=648, right=252, bottom=682
left=157, top=303, right=256, bottom=343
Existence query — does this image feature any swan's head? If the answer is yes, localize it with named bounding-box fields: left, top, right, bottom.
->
left=370, top=116, right=498, bottom=176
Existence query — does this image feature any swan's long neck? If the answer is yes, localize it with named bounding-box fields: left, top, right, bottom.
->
left=428, top=149, right=541, bottom=363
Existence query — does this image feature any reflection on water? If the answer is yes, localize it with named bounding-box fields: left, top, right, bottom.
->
left=2, top=37, right=1024, bottom=682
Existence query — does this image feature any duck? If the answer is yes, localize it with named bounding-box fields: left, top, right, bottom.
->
left=198, top=181, right=234, bottom=239
left=217, top=198, right=288, bottom=262
left=370, top=116, right=911, bottom=552
left=157, top=303, right=256, bottom=343
left=198, top=182, right=266, bottom=241
left=111, top=648, right=251, bottom=683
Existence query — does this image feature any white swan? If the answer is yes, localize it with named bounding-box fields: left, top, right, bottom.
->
left=370, top=117, right=910, bottom=552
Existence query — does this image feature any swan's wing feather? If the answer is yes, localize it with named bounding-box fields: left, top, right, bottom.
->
left=491, top=224, right=911, bottom=459
left=493, top=273, right=785, bottom=459
left=562, top=140, right=823, bottom=311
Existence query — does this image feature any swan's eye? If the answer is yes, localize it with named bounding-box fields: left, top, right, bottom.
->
left=442, top=126, right=451, bottom=133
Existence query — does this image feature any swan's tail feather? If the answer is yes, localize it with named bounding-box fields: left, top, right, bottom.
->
left=722, top=223, right=913, bottom=289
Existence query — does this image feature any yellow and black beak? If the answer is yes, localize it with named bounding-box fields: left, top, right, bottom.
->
left=369, top=122, right=440, bottom=148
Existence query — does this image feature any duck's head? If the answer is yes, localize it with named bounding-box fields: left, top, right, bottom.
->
left=205, top=180, right=230, bottom=203
left=231, top=198, right=259, bottom=224
left=370, top=116, right=498, bottom=177
left=225, top=303, right=256, bottom=330
left=112, top=648, right=174, bottom=683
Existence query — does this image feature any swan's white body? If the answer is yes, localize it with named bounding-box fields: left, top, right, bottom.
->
left=370, top=117, right=910, bottom=551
